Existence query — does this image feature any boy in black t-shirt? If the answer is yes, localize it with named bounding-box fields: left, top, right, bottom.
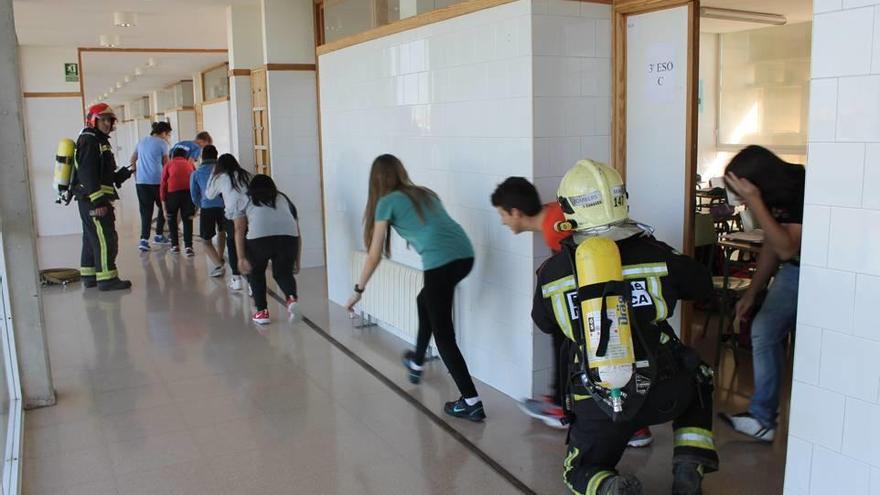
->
left=720, top=145, right=805, bottom=443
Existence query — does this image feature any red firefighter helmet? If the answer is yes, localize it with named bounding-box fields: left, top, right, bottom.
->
left=85, top=103, right=117, bottom=128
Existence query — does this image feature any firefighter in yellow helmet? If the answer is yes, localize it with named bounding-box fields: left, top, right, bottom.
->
left=531, top=160, right=718, bottom=495
left=71, top=103, right=133, bottom=291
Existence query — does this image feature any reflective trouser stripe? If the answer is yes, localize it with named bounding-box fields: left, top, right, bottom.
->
left=674, top=427, right=716, bottom=451
left=80, top=267, right=96, bottom=276
left=586, top=471, right=614, bottom=495
left=92, top=218, right=114, bottom=281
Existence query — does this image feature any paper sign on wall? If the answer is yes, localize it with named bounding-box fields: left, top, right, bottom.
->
left=64, top=63, right=79, bottom=82
left=645, top=43, right=675, bottom=103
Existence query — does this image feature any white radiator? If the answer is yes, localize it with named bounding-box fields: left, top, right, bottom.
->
left=352, top=251, right=423, bottom=344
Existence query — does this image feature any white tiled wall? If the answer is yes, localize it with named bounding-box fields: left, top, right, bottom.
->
left=266, top=70, right=325, bottom=268
left=784, top=2, right=880, bottom=493
left=319, top=0, right=535, bottom=399
left=530, top=0, right=612, bottom=395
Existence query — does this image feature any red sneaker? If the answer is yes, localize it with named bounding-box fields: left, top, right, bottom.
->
left=628, top=427, right=654, bottom=448
left=252, top=309, right=270, bottom=325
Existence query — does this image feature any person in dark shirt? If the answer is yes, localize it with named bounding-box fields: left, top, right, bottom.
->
left=533, top=160, right=717, bottom=495
left=72, top=104, right=133, bottom=291
left=720, top=145, right=805, bottom=443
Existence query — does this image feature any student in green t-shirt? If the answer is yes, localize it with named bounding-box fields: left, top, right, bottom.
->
left=346, top=154, right=484, bottom=422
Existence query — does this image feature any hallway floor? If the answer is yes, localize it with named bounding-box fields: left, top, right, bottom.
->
left=24, top=232, right=789, bottom=494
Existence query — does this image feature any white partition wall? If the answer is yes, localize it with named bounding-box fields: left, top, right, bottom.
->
left=202, top=100, right=232, bottom=155
left=320, top=0, right=536, bottom=398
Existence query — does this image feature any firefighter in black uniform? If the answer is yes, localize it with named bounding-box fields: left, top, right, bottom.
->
left=532, top=160, right=718, bottom=495
left=72, top=103, right=133, bottom=291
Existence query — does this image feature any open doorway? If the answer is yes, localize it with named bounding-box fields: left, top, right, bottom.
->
left=691, top=0, right=813, bottom=492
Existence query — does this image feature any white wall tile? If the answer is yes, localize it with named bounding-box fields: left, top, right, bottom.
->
left=854, top=274, right=880, bottom=342
left=843, top=398, right=880, bottom=466
left=808, top=78, right=838, bottom=141
left=789, top=381, right=846, bottom=450
left=580, top=2, right=611, bottom=19
left=805, top=143, right=864, bottom=208
left=828, top=208, right=880, bottom=276
left=563, top=18, right=596, bottom=57
left=814, top=0, right=842, bottom=12
left=793, top=325, right=823, bottom=385
left=546, top=0, right=579, bottom=17
left=800, top=205, right=831, bottom=267
left=872, top=467, right=880, bottom=495
left=864, top=144, right=880, bottom=210
left=820, top=329, right=880, bottom=402
left=811, top=447, right=871, bottom=494
left=845, top=0, right=880, bottom=7
left=874, top=7, right=880, bottom=74
left=798, top=266, right=856, bottom=333
left=837, top=76, right=880, bottom=142
left=811, top=9, right=874, bottom=78
left=595, top=19, right=611, bottom=58
left=784, top=435, right=814, bottom=495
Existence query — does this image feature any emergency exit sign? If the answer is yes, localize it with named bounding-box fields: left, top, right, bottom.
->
left=64, top=63, right=79, bottom=82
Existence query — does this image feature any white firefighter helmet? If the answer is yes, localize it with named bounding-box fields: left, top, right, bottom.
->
left=557, top=159, right=628, bottom=234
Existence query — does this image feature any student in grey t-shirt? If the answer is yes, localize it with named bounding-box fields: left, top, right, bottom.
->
left=233, top=174, right=302, bottom=325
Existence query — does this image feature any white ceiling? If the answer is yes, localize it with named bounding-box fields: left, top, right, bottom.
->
left=82, top=51, right=228, bottom=108
left=701, top=0, right=812, bottom=33
left=12, top=1, right=250, bottom=108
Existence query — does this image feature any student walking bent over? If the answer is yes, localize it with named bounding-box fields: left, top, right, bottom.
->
left=346, top=154, right=483, bottom=421
left=161, top=147, right=197, bottom=256
left=234, top=175, right=302, bottom=325
left=190, top=145, right=227, bottom=276
left=205, top=154, right=251, bottom=291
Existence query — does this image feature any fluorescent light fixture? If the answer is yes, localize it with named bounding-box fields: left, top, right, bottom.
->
left=700, top=7, right=786, bottom=26
left=99, top=34, right=121, bottom=47
left=113, top=12, right=137, bottom=28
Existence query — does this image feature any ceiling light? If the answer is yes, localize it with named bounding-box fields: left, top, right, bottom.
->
left=99, top=34, right=121, bottom=48
left=700, top=7, right=786, bottom=26
left=123, top=76, right=131, bottom=83
left=116, top=81, right=123, bottom=89
left=134, top=67, right=143, bottom=76
left=109, top=87, right=115, bottom=94
left=102, top=92, right=109, bottom=98
left=146, top=57, right=157, bottom=67
left=113, top=12, right=137, bottom=28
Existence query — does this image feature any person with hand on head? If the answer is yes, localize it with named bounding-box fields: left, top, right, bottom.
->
left=346, top=154, right=483, bottom=422
left=720, top=145, right=804, bottom=443
left=234, top=175, right=302, bottom=325
left=131, top=121, right=172, bottom=251
left=72, top=104, right=133, bottom=291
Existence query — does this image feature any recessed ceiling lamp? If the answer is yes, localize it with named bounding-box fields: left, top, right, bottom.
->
left=146, top=57, right=157, bottom=67
left=99, top=34, right=121, bottom=48
left=116, top=81, right=124, bottom=89
left=102, top=92, right=109, bottom=99
left=109, top=88, right=115, bottom=94
left=123, top=76, right=131, bottom=83
left=700, top=7, right=786, bottom=26
left=134, top=67, right=143, bottom=76
left=113, top=12, right=137, bottom=28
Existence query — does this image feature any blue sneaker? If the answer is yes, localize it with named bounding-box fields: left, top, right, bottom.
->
left=443, top=397, right=486, bottom=422
left=153, top=235, right=171, bottom=245
left=138, top=239, right=150, bottom=252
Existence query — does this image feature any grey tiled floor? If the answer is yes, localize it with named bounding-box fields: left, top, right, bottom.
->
left=24, top=232, right=788, bottom=494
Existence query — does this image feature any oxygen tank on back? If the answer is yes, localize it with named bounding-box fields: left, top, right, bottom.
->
left=53, top=138, right=76, bottom=204
left=574, top=236, right=636, bottom=416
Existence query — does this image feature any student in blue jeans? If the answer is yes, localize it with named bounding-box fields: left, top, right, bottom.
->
left=720, top=146, right=804, bottom=442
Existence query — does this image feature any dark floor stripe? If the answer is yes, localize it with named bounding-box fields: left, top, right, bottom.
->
left=268, top=289, right=537, bottom=495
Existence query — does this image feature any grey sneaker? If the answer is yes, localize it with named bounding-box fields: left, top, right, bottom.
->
left=721, top=412, right=775, bottom=442
left=598, top=474, right=642, bottom=495
left=517, top=398, right=566, bottom=429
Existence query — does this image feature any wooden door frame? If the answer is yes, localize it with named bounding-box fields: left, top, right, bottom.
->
left=611, top=0, right=700, bottom=342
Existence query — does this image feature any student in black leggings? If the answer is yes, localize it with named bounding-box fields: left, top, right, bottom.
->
left=346, top=154, right=482, bottom=421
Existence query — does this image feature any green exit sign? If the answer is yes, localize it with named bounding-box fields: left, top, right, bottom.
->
left=64, top=63, right=79, bottom=82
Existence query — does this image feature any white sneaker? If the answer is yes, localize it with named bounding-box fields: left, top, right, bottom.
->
left=286, top=295, right=298, bottom=314
left=721, top=412, right=775, bottom=442
left=209, top=265, right=226, bottom=277
left=229, top=275, right=242, bottom=291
